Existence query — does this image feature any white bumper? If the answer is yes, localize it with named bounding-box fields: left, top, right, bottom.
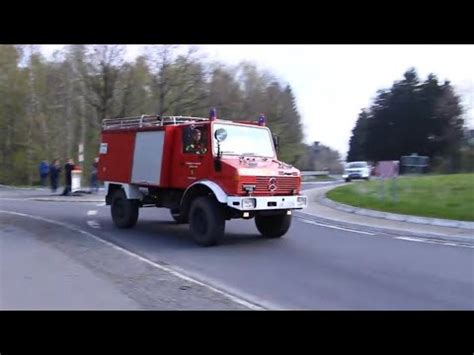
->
left=343, top=170, right=369, bottom=178
left=227, top=195, right=308, bottom=211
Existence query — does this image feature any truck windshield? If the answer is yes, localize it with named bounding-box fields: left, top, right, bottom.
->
left=212, top=123, right=275, bottom=158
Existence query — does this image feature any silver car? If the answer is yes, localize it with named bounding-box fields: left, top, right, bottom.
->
left=342, top=161, right=371, bottom=182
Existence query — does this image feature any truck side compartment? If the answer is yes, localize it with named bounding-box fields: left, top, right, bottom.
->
left=98, top=131, right=136, bottom=184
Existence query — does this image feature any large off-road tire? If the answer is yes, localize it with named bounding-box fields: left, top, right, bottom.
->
left=170, top=208, right=187, bottom=224
left=255, top=213, right=292, bottom=238
left=189, top=196, right=225, bottom=247
left=110, top=189, right=139, bottom=229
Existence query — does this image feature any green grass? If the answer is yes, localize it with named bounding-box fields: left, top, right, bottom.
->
left=326, top=174, right=474, bottom=221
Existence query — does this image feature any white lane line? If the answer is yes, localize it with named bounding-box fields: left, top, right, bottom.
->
left=87, top=220, right=101, bottom=229
left=96, top=203, right=106, bottom=207
left=395, top=236, right=425, bottom=242
left=444, top=244, right=474, bottom=249
left=0, top=210, right=265, bottom=310
left=87, top=210, right=98, bottom=216
left=0, top=198, right=30, bottom=201
left=298, top=217, right=474, bottom=249
left=423, top=240, right=474, bottom=249
left=299, top=218, right=376, bottom=236
left=394, top=236, right=474, bottom=249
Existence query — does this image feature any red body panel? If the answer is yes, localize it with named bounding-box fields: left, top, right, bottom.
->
left=98, top=131, right=136, bottom=183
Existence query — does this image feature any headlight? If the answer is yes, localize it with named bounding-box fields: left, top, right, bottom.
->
left=297, top=196, right=307, bottom=207
left=242, top=198, right=256, bottom=209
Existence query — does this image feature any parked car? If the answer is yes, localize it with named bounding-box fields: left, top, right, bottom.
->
left=342, top=161, right=371, bottom=182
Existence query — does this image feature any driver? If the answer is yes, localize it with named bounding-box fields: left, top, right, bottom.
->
left=185, top=128, right=207, bottom=154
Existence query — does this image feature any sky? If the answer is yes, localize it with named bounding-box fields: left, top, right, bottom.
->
left=41, top=45, right=474, bottom=158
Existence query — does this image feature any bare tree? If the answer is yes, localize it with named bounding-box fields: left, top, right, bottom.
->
left=81, top=45, right=125, bottom=127
left=145, top=45, right=208, bottom=115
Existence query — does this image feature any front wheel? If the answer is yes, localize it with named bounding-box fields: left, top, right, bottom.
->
left=111, top=190, right=139, bottom=229
left=189, top=196, right=225, bottom=247
left=255, top=213, right=292, bottom=238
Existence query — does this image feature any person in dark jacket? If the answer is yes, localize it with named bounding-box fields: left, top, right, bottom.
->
left=49, top=159, right=61, bottom=193
left=61, top=158, right=75, bottom=196
left=185, top=128, right=207, bottom=154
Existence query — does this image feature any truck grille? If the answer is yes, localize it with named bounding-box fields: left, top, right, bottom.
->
left=255, top=176, right=299, bottom=195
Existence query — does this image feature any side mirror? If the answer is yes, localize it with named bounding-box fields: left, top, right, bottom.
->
left=273, top=134, right=280, bottom=154
left=214, top=128, right=227, bottom=171
left=214, top=128, right=227, bottom=142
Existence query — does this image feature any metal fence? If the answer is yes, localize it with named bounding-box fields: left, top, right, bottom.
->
left=300, top=171, right=330, bottom=176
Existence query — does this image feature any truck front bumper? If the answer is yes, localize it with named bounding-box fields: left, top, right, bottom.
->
left=226, top=195, right=308, bottom=211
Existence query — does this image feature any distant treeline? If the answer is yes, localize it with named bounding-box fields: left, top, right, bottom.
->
left=0, top=45, right=313, bottom=185
left=347, top=68, right=472, bottom=172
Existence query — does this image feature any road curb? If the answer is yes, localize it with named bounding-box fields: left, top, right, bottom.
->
left=294, top=210, right=474, bottom=245
left=299, top=185, right=474, bottom=245
left=320, top=196, right=474, bottom=231
left=31, top=197, right=104, bottom=203
left=0, top=184, right=47, bottom=191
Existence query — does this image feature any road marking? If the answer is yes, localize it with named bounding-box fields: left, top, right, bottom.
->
left=443, top=243, right=458, bottom=247
left=442, top=243, right=474, bottom=249
left=296, top=214, right=474, bottom=249
left=0, top=197, right=104, bottom=203
left=0, top=198, right=31, bottom=201
left=0, top=210, right=265, bottom=310
left=87, top=220, right=101, bottom=229
left=96, top=203, right=106, bottom=207
left=394, top=236, right=474, bottom=249
left=87, top=210, right=98, bottom=216
left=395, top=236, right=425, bottom=242
left=298, top=218, right=376, bottom=236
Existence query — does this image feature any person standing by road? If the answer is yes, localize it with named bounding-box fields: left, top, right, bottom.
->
left=90, top=157, right=99, bottom=194
left=61, top=158, right=75, bottom=196
left=39, top=160, right=49, bottom=187
left=49, top=159, right=61, bottom=193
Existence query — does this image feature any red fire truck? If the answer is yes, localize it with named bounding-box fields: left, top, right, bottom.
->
left=97, top=109, right=308, bottom=246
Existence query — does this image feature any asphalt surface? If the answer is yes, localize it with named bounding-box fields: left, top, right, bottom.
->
left=1, top=186, right=473, bottom=310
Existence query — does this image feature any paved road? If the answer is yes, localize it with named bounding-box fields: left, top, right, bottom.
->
left=300, top=180, right=343, bottom=190
left=1, top=187, right=473, bottom=310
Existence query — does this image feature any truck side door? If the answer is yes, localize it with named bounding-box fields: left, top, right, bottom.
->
left=172, top=125, right=211, bottom=189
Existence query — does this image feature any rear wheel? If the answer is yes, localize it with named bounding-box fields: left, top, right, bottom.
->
left=111, top=189, right=139, bottom=229
left=255, top=213, right=292, bottom=238
left=189, top=196, right=225, bottom=246
left=345, top=178, right=351, bottom=182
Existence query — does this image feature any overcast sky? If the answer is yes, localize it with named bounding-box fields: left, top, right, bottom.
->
left=41, top=45, right=474, bottom=158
